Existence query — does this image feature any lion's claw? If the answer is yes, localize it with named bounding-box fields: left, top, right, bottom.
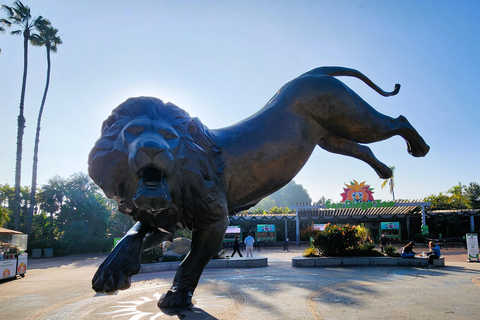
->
left=92, top=265, right=133, bottom=294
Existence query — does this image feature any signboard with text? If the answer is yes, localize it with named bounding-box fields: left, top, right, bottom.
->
left=466, top=233, right=479, bottom=261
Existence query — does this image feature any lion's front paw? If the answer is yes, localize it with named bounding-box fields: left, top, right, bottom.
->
left=158, top=287, right=194, bottom=310
left=92, top=266, right=132, bottom=294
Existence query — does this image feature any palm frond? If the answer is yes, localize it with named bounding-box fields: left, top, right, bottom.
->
left=1, top=18, right=12, bottom=28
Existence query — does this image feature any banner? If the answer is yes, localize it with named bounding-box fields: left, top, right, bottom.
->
left=257, top=224, right=275, bottom=232
left=17, top=254, right=27, bottom=275
left=0, top=259, right=16, bottom=279
left=466, top=233, right=479, bottom=261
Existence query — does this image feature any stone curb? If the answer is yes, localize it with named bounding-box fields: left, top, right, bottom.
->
left=292, top=256, right=445, bottom=267
left=140, top=257, right=268, bottom=273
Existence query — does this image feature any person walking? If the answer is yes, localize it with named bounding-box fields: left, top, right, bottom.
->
left=379, top=234, right=389, bottom=252
left=231, top=236, right=243, bottom=257
left=244, top=233, right=255, bottom=257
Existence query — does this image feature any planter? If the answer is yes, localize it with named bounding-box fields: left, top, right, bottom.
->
left=292, top=256, right=445, bottom=267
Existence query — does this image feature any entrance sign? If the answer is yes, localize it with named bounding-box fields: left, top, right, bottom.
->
left=326, top=199, right=395, bottom=210
left=466, top=233, right=479, bottom=261
left=325, top=180, right=395, bottom=210
left=340, top=180, right=374, bottom=203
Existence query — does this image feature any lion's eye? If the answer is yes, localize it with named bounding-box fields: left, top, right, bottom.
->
left=125, top=126, right=146, bottom=136
left=159, top=129, right=177, bottom=140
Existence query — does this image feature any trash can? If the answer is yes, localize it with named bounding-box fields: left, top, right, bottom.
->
left=43, top=248, right=53, bottom=258
left=32, top=248, right=42, bottom=258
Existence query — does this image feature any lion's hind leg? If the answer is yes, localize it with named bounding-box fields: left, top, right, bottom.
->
left=318, top=134, right=393, bottom=179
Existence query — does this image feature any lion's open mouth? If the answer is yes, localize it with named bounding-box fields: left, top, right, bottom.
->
left=133, top=166, right=172, bottom=212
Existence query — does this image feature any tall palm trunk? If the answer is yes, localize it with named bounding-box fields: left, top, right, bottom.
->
left=27, top=43, right=51, bottom=234
left=13, top=27, right=30, bottom=230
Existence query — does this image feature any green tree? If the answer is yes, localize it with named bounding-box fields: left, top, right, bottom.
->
left=37, top=175, right=66, bottom=236
left=267, top=206, right=292, bottom=214
left=447, top=182, right=467, bottom=209
left=1, top=1, right=43, bottom=229
left=465, top=182, right=480, bottom=209
left=0, top=205, right=10, bottom=226
left=424, top=193, right=451, bottom=210
left=312, top=196, right=331, bottom=206
left=0, top=17, right=10, bottom=53
left=108, top=210, right=134, bottom=238
left=251, top=180, right=311, bottom=211
left=27, top=20, right=62, bottom=234
left=380, top=165, right=395, bottom=200
left=36, top=173, right=112, bottom=253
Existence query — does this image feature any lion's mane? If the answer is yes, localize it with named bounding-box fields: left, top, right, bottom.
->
left=88, top=97, right=227, bottom=230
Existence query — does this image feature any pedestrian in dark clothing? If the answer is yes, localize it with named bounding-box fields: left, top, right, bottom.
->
left=380, top=234, right=389, bottom=252
left=232, top=236, right=243, bottom=257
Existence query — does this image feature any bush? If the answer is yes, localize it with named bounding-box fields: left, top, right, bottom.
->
left=303, top=247, right=320, bottom=257
left=341, top=243, right=384, bottom=257
left=161, top=254, right=186, bottom=262
left=140, top=245, right=163, bottom=264
left=313, top=223, right=360, bottom=256
left=384, top=244, right=400, bottom=257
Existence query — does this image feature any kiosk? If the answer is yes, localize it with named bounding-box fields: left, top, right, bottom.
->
left=0, top=228, right=28, bottom=280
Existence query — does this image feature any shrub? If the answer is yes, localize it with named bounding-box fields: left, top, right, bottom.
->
left=303, top=247, right=320, bottom=257
left=301, top=225, right=321, bottom=239
left=140, top=245, right=163, bottom=264
left=161, top=254, right=186, bottom=262
left=342, top=243, right=384, bottom=257
left=384, top=244, right=400, bottom=257
left=313, top=223, right=360, bottom=256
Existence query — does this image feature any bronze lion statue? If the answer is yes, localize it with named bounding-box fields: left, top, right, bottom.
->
left=88, top=66, right=429, bottom=309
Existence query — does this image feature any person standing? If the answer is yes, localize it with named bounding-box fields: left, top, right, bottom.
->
left=231, top=236, right=243, bottom=257
left=244, top=233, right=255, bottom=257
left=379, top=234, right=389, bottom=252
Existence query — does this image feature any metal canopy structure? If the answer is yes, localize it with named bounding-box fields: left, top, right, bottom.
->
left=231, top=200, right=431, bottom=244
left=428, top=209, right=480, bottom=232
left=295, top=199, right=425, bottom=219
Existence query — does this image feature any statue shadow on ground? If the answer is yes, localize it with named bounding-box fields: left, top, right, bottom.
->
left=161, top=306, right=216, bottom=320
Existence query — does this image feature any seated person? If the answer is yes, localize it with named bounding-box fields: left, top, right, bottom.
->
left=400, top=241, right=416, bottom=258
left=427, top=241, right=441, bottom=267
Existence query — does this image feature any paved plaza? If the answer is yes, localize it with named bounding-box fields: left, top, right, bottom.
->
left=1, top=244, right=479, bottom=320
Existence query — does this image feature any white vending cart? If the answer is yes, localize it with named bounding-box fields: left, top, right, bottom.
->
left=0, top=228, right=28, bottom=280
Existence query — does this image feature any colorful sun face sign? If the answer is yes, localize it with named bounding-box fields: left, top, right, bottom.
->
left=326, top=180, right=395, bottom=210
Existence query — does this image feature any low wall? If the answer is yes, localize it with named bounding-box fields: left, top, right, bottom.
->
left=292, top=256, right=445, bottom=268
left=140, top=257, right=268, bottom=274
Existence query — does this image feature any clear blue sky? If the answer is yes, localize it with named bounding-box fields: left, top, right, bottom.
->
left=1, top=1, right=479, bottom=203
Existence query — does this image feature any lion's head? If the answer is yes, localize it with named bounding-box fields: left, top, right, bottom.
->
left=88, top=97, right=226, bottom=229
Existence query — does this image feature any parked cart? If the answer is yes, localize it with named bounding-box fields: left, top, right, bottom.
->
left=0, top=228, right=28, bottom=280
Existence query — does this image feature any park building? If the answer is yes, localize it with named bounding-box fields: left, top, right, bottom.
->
left=227, top=200, right=480, bottom=247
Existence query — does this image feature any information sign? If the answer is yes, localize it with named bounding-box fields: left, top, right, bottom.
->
left=466, top=233, right=479, bottom=261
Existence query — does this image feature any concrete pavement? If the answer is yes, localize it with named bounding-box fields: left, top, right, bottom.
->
left=0, top=245, right=479, bottom=319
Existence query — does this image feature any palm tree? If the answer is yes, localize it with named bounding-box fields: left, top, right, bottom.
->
left=447, top=182, right=467, bottom=209
left=26, top=20, right=62, bottom=234
left=1, top=1, right=43, bottom=230
left=381, top=166, right=396, bottom=201
left=1, top=15, right=13, bottom=53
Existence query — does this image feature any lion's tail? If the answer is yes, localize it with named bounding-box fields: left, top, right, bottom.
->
left=309, top=66, right=400, bottom=97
